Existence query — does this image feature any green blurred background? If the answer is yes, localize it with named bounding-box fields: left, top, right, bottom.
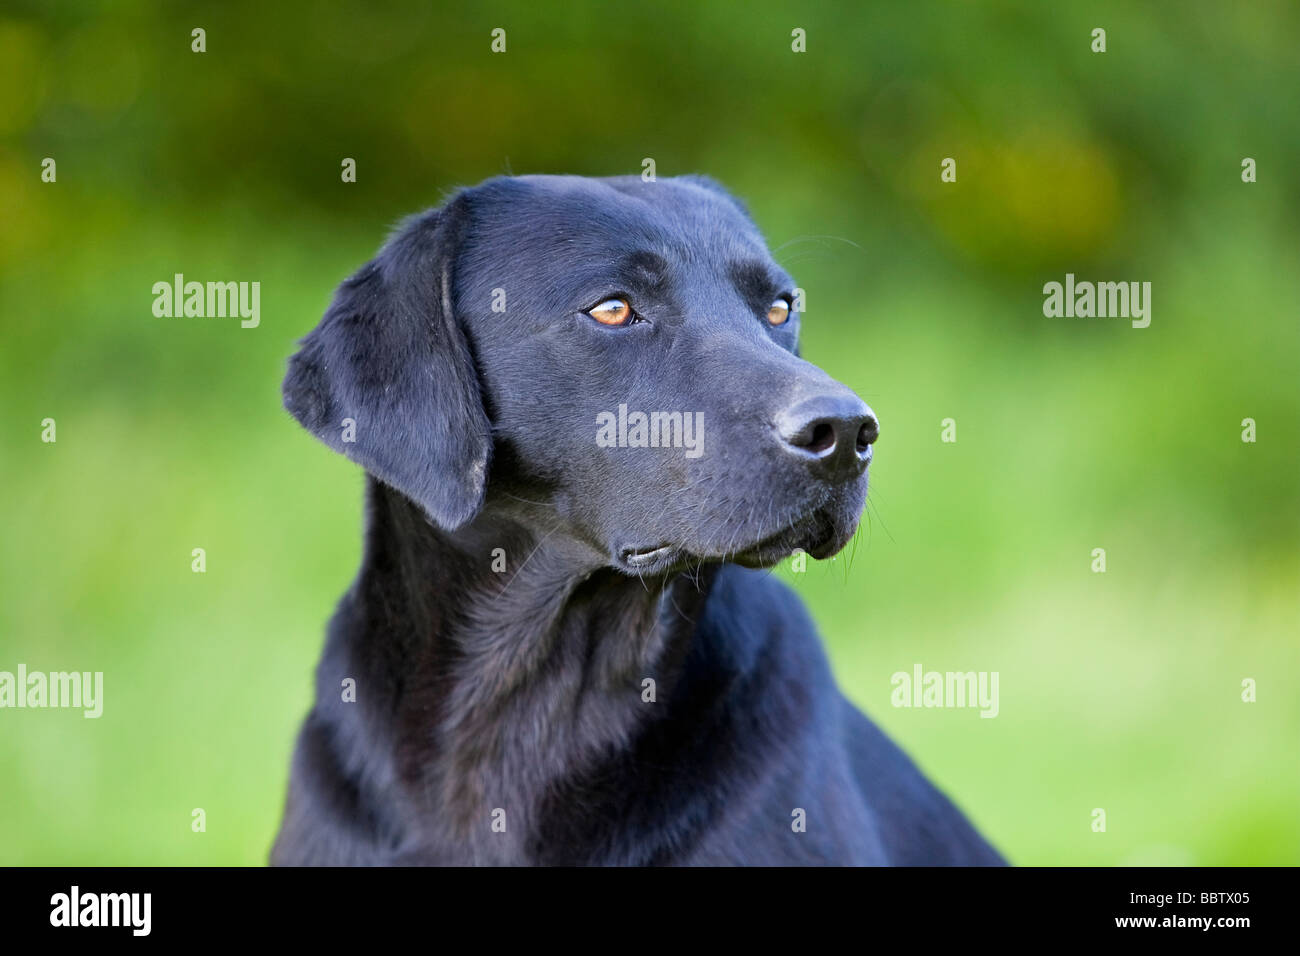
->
left=2, top=0, right=1297, bottom=865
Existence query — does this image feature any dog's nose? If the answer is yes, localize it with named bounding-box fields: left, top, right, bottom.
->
left=777, top=394, right=878, bottom=480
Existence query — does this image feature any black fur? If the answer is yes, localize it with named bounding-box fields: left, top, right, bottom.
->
left=273, top=174, right=1004, bottom=865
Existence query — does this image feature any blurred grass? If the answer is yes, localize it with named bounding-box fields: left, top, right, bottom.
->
left=1, top=0, right=1297, bottom=865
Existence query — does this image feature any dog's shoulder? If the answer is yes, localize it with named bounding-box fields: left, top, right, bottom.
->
left=702, top=565, right=1006, bottom=865
left=703, top=564, right=824, bottom=648
left=685, top=564, right=834, bottom=734
left=693, top=564, right=840, bottom=704
left=838, top=700, right=1007, bottom=865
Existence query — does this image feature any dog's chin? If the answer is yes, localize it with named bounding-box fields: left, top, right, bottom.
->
left=615, top=507, right=860, bottom=576
left=729, top=508, right=858, bottom=569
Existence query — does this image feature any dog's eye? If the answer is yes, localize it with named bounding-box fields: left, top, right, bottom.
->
left=766, top=297, right=791, bottom=326
left=587, top=297, right=636, bottom=326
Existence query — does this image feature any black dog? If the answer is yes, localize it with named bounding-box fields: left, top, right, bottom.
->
left=273, top=174, right=1004, bottom=865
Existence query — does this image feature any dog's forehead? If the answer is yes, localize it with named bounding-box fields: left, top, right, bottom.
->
left=462, top=174, right=772, bottom=266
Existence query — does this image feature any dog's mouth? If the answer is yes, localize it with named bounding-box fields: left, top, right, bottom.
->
left=731, top=509, right=843, bottom=567
left=616, top=508, right=853, bottom=575
left=620, top=543, right=681, bottom=571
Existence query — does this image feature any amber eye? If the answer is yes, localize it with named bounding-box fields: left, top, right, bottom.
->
left=588, top=297, right=634, bottom=326
left=766, top=297, right=791, bottom=326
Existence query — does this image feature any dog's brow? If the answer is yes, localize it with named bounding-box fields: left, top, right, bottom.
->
left=619, top=251, right=670, bottom=293
left=729, top=260, right=782, bottom=301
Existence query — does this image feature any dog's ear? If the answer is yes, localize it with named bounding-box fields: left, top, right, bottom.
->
left=282, top=196, right=491, bottom=530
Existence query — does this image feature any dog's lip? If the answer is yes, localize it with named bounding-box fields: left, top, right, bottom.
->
left=731, top=510, right=840, bottom=564
left=616, top=507, right=843, bottom=573
left=620, top=543, right=678, bottom=567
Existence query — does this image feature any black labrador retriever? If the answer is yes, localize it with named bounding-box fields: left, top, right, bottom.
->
left=272, top=174, right=1004, bottom=865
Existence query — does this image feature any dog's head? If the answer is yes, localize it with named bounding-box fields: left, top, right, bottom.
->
left=284, top=174, right=877, bottom=573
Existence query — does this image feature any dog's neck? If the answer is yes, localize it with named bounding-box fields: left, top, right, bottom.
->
left=345, top=478, right=714, bottom=857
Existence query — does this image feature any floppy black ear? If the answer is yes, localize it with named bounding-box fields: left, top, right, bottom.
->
left=282, top=196, right=491, bottom=530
